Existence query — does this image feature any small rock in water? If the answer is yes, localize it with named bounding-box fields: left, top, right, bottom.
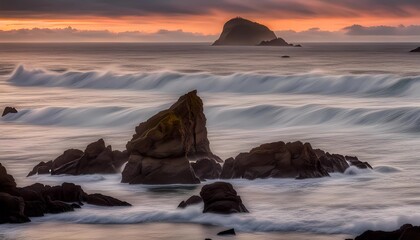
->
left=281, top=55, right=290, bottom=58
left=2, top=106, right=18, bottom=117
left=217, top=228, right=236, bottom=236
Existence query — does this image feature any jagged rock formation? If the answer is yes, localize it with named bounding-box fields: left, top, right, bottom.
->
left=221, top=141, right=372, bottom=180
left=2, top=106, right=18, bottom=117
left=122, top=90, right=221, bottom=184
left=213, top=17, right=278, bottom=46
left=0, top=163, right=130, bottom=224
left=27, top=139, right=128, bottom=176
left=191, top=158, right=222, bottom=181
left=258, top=38, right=291, bottom=46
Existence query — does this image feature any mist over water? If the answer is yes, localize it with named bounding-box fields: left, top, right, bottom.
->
left=1, top=42, right=420, bottom=239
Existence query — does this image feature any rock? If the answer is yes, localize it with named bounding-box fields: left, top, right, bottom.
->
left=221, top=141, right=330, bottom=180
left=281, top=55, right=290, bottom=58
left=178, top=195, right=203, bottom=208
left=2, top=106, right=18, bottom=117
left=294, top=44, right=302, bottom=47
left=28, top=139, right=129, bottom=176
left=213, top=17, right=278, bottom=46
left=217, top=228, right=236, bottom=236
left=410, top=47, right=420, bottom=52
left=314, top=149, right=349, bottom=173
left=400, top=226, right=420, bottom=239
left=355, top=224, right=413, bottom=240
left=346, top=156, right=372, bottom=169
left=27, top=161, right=52, bottom=177
left=0, top=163, right=17, bottom=193
left=200, top=182, right=248, bottom=214
left=191, top=158, right=222, bottom=180
left=1, top=164, right=131, bottom=224
left=122, top=90, right=220, bottom=184
left=0, top=192, right=30, bottom=224
left=221, top=141, right=372, bottom=180
left=84, top=193, right=131, bottom=206
left=259, top=38, right=291, bottom=46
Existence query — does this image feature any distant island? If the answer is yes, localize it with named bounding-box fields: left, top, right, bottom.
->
left=212, top=17, right=299, bottom=47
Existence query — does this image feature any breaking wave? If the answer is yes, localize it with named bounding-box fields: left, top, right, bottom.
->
left=2, top=104, right=420, bottom=132
left=8, top=65, right=420, bottom=97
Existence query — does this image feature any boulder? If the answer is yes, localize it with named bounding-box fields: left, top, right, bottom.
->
left=191, top=158, right=222, bottom=180
left=178, top=195, right=203, bottom=208
left=213, top=17, right=278, bottom=46
left=84, top=193, right=131, bottom=207
left=221, top=141, right=372, bottom=180
left=221, top=141, right=329, bottom=180
left=2, top=106, right=18, bottom=117
left=400, top=226, right=420, bottom=240
left=410, top=47, right=420, bottom=52
left=355, top=224, right=413, bottom=240
left=28, top=139, right=129, bottom=176
left=259, top=38, right=291, bottom=46
left=122, top=90, right=220, bottom=184
left=0, top=192, right=30, bottom=224
left=200, top=182, right=248, bottom=214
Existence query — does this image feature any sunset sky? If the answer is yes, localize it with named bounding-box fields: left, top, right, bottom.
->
left=0, top=0, right=419, bottom=42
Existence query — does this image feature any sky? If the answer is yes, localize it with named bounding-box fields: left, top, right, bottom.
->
left=0, top=0, right=419, bottom=42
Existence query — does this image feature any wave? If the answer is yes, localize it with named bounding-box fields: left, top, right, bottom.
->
left=32, top=205, right=420, bottom=235
left=2, top=104, right=420, bottom=132
left=8, top=65, right=420, bottom=97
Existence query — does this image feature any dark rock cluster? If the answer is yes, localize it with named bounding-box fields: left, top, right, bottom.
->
left=0, top=163, right=130, bottom=224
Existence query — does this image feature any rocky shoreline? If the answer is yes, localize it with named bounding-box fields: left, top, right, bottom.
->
left=2, top=90, right=396, bottom=240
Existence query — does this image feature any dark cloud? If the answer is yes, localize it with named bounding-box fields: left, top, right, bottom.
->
left=343, top=24, right=420, bottom=35
left=1, top=0, right=419, bottom=19
left=0, top=27, right=216, bottom=42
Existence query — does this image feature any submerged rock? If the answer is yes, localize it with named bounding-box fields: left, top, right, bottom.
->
left=200, top=182, right=248, bottom=214
left=2, top=106, right=18, bottom=117
left=213, top=17, right=278, bottom=46
left=177, top=195, right=203, bottom=209
left=27, top=139, right=129, bottom=176
left=217, top=228, right=236, bottom=236
left=221, top=141, right=371, bottom=180
left=122, top=90, right=220, bottom=184
left=410, top=47, right=420, bottom=52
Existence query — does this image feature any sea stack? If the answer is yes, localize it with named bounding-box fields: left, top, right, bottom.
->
left=121, top=90, right=221, bottom=184
left=213, top=17, right=287, bottom=46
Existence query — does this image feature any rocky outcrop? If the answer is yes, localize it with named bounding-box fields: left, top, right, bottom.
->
left=1, top=163, right=131, bottom=224
left=258, top=38, right=291, bottom=46
left=177, top=195, right=203, bottom=208
left=2, top=106, right=18, bottom=117
left=200, top=182, right=248, bottom=214
left=354, top=224, right=419, bottom=240
left=213, top=17, right=278, bottom=46
left=122, top=90, right=220, bottom=184
left=221, top=141, right=372, bottom=180
left=410, top=47, right=420, bottom=52
left=27, top=139, right=129, bottom=176
left=191, top=158, right=222, bottom=181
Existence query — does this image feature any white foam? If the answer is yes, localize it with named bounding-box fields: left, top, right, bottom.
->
left=8, top=65, right=420, bottom=97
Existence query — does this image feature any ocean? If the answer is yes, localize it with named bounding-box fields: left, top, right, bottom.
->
left=1, top=42, right=420, bottom=239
